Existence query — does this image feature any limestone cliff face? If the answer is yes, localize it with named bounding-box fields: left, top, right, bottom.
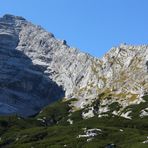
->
left=102, top=44, right=148, bottom=96
left=0, top=15, right=65, bottom=116
left=0, top=14, right=147, bottom=116
left=74, top=44, right=148, bottom=109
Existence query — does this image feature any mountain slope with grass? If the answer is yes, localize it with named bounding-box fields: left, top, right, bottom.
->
left=0, top=95, right=147, bottom=147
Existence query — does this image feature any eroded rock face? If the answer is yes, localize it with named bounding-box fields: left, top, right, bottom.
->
left=0, top=14, right=148, bottom=116
left=0, top=15, right=65, bottom=116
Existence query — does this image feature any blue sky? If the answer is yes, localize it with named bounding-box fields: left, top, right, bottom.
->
left=0, top=0, right=148, bottom=57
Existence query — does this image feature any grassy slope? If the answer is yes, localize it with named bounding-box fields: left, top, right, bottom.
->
left=0, top=97, right=147, bottom=148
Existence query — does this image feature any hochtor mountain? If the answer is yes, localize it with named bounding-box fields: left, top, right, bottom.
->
left=0, top=14, right=148, bottom=118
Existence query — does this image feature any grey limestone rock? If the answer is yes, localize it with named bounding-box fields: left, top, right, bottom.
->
left=0, top=14, right=148, bottom=116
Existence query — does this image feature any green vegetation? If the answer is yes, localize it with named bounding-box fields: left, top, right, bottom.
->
left=0, top=96, right=147, bottom=147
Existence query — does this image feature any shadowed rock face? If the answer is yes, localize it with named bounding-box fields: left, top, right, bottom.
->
left=0, top=15, right=20, bottom=50
left=0, top=15, right=65, bottom=116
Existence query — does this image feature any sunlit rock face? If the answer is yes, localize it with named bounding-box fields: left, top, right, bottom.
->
left=0, top=14, right=148, bottom=116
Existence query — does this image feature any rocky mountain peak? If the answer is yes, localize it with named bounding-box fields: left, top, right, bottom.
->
left=0, top=14, right=147, bottom=116
left=2, top=14, right=26, bottom=21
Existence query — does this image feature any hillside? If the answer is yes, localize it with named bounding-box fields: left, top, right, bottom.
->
left=0, top=14, right=148, bottom=147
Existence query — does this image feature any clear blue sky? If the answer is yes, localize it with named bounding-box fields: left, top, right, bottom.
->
left=0, top=0, right=148, bottom=57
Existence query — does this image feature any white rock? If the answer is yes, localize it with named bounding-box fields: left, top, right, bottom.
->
left=140, top=108, right=148, bottom=117
left=67, top=119, right=73, bottom=125
left=121, top=111, right=132, bottom=119
left=82, top=107, right=94, bottom=119
left=119, top=129, right=123, bottom=132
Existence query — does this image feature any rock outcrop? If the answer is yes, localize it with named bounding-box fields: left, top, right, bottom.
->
left=0, top=14, right=148, bottom=116
left=0, top=15, right=65, bottom=116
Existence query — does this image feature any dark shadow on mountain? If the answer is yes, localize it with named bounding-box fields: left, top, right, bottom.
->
left=0, top=47, right=65, bottom=117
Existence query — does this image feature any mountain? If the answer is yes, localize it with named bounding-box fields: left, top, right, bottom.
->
left=0, top=14, right=148, bottom=117
left=0, top=14, right=148, bottom=148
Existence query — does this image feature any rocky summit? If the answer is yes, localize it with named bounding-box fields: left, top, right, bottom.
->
left=0, top=14, right=148, bottom=117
